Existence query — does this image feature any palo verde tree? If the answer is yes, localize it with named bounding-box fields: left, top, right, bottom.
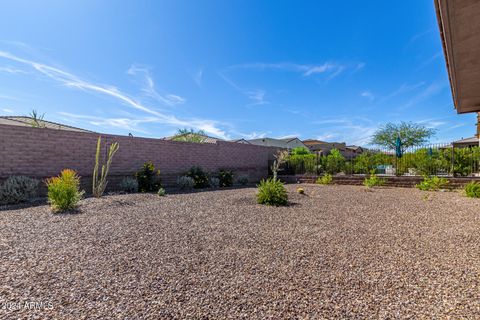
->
left=371, top=121, right=436, bottom=152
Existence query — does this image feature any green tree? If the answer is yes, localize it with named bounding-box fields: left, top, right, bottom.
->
left=325, top=148, right=345, bottom=174
left=371, top=122, right=435, bottom=151
left=171, top=128, right=207, bottom=143
left=290, top=146, right=311, bottom=155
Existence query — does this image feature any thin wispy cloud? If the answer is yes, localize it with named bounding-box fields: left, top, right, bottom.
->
left=0, top=66, right=27, bottom=74
left=312, top=116, right=378, bottom=145
left=400, top=82, right=446, bottom=110
left=0, top=50, right=229, bottom=138
left=1, top=108, right=14, bottom=113
left=360, top=90, right=375, bottom=101
left=245, top=89, right=268, bottom=106
left=316, top=134, right=337, bottom=141
left=126, top=64, right=186, bottom=106
left=192, top=67, right=203, bottom=87
left=405, top=28, right=434, bottom=49
left=223, top=62, right=346, bottom=78
left=416, top=51, right=444, bottom=70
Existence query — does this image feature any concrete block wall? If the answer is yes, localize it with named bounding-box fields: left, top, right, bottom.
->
left=0, top=124, right=278, bottom=192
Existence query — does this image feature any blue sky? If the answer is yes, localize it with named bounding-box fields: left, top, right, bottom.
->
left=0, top=0, right=477, bottom=145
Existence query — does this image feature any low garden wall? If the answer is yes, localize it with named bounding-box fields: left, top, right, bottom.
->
left=0, top=124, right=278, bottom=193
left=279, top=174, right=480, bottom=188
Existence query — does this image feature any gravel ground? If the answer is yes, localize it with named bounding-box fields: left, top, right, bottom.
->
left=1, top=184, right=480, bottom=319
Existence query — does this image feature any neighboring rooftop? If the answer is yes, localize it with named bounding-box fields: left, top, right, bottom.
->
left=452, top=136, right=479, bottom=147
left=163, top=133, right=223, bottom=144
left=0, top=116, right=93, bottom=133
left=248, top=137, right=306, bottom=149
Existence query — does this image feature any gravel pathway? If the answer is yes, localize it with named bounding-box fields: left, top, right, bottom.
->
left=1, top=185, right=479, bottom=319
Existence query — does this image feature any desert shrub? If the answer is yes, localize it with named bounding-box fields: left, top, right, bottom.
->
left=185, top=166, right=209, bottom=188
left=136, top=161, right=161, bottom=192
left=218, top=169, right=233, bottom=187
left=46, top=169, right=84, bottom=212
left=256, top=178, right=288, bottom=206
left=209, top=177, right=220, bottom=188
left=465, top=181, right=480, bottom=198
left=316, top=173, right=333, bottom=185
left=297, top=187, right=305, bottom=194
left=416, top=176, right=449, bottom=191
left=287, top=153, right=317, bottom=174
left=353, top=152, right=392, bottom=174
left=119, top=177, right=138, bottom=193
left=325, top=149, right=345, bottom=174
left=0, top=176, right=39, bottom=205
left=410, top=148, right=449, bottom=176
left=177, top=176, right=194, bottom=191
left=157, top=187, right=166, bottom=196
left=364, top=171, right=385, bottom=188
left=236, top=174, right=249, bottom=186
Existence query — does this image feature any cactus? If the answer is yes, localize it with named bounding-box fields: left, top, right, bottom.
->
left=92, top=136, right=119, bottom=197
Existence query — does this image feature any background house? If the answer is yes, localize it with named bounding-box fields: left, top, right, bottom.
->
left=303, top=139, right=364, bottom=158
left=248, top=137, right=306, bottom=150
left=452, top=137, right=480, bottom=148
left=0, top=116, right=92, bottom=133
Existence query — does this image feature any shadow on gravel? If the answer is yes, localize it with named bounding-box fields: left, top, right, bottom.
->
left=0, top=198, right=47, bottom=212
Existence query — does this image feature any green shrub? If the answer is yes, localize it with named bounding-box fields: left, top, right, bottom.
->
left=291, top=147, right=311, bottom=155
left=218, top=169, right=233, bottom=187
left=157, top=187, right=166, bottom=196
left=353, top=152, right=393, bottom=174
left=416, top=176, right=449, bottom=191
left=256, top=178, right=288, bottom=206
left=236, top=174, right=249, bottom=186
left=325, top=149, right=345, bottom=174
left=46, top=169, right=84, bottom=212
left=119, top=177, right=138, bottom=193
left=316, top=173, right=333, bottom=185
left=177, top=176, right=194, bottom=191
left=287, top=153, right=317, bottom=174
left=136, top=161, right=161, bottom=192
left=186, top=166, right=209, bottom=188
left=0, top=176, right=39, bottom=205
left=465, top=181, right=480, bottom=198
left=364, top=171, right=385, bottom=188
left=209, top=177, right=220, bottom=188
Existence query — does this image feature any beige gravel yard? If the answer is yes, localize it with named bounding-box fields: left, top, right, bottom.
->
left=1, top=184, right=480, bottom=319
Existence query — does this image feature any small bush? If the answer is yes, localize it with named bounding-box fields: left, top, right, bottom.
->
left=119, top=177, right=138, bottom=193
left=236, top=174, right=249, bottom=186
left=256, top=178, right=288, bottom=206
left=157, top=187, right=166, bottom=196
left=316, top=174, right=333, bottom=185
left=297, top=187, right=305, bottom=194
left=465, top=181, right=480, bottom=198
left=209, top=177, right=220, bottom=188
left=185, top=166, right=209, bottom=188
left=177, top=176, right=194, bottom=191
left=364, top=171, right=385, bottom=188
left=416, top=176, right=449, bottom=191
left=136, top=161, right=161, bottom=192
left=218, top=169, right=233, bottom=187
left=46, top=169, right=84, bottom=212
left=0, top=176, right=39, bottom=205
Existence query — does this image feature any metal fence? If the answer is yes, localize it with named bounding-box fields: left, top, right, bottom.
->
left=281, top=143, right=480, bottom=177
